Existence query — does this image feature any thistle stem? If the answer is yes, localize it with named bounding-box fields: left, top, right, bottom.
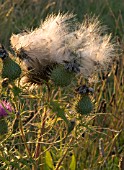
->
left=19, top=114, right=32, bottom=158
left=32, top=106, right=47, bottom=170
left=55, top=136, right=73, bottom=170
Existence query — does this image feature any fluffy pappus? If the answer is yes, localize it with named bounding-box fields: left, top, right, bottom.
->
left=10, top=13, right=116, bottom=84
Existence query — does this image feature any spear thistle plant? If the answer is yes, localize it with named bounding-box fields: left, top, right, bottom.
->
left=0, top=11, right=120, bottom=170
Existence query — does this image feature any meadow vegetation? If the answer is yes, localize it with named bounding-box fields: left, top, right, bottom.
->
left=0, top=0, right=124, bottom=169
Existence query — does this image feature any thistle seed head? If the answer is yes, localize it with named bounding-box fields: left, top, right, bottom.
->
left=10, top=13, right=117, bottom=83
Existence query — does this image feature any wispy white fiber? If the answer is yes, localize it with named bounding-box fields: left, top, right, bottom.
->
left=10, top=13, right=116, bottom=78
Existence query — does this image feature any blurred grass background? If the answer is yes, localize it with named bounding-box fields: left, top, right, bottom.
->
left=0, top=0, right=124, bottom=170
left=0, top=0, right=124, bottom=47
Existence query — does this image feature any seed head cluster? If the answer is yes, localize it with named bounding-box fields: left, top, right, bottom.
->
left=10, top=13, right=116, bottom=82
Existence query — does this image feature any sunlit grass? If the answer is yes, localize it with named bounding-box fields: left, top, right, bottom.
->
left=0, top=0, right=124, bottom=170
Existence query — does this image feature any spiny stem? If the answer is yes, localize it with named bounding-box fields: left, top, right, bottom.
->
left=55, top=137, right=74, bottom=170
left=19, top=114, right=32, bottom=158
left=32, top=106, right=47, bottom=170
left=34, top=107, right=47, bottom=158
left=32, top=85, right=50, bottom=170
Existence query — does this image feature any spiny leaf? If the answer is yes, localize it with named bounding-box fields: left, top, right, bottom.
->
left=45, top=150, right=54, bottom=169
left=69, top=154, right=76, bottom=170
left=50, top=101, right=68, bottom=124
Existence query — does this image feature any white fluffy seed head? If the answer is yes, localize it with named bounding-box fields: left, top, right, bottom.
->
left=10, top=13, right=116, bottom=80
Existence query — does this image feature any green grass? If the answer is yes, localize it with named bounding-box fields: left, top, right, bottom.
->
left=0, top=0, right=124, bottom=170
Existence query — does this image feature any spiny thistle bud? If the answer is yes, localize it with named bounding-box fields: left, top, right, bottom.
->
left=2, top=57, right=21, bottom=81
left=50, top=65, right=75, bottom=87
left=10, top=13, right=116, bottom=84
left=0, top=45, right=21, bottom=82
left=76, top=95, right=93, bottom=115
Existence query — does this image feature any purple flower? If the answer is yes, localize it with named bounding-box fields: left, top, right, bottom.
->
left=0, top=101, right=12, bottom=118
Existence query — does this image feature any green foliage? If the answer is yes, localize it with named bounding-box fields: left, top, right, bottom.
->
left=69, top=154, right=76, bottom=170
left=0, top=118, right=8, bottom=136
left=50, top=100, right=68, bottom=124
left=45, top=150, right=54, bottom=169
left=0, top=0, right=124, bottom=170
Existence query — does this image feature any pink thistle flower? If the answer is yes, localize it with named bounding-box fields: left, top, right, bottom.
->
left=0, top=100, right=13, bottom=118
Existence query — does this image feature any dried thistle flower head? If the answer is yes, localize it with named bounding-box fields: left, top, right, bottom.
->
left=10, top=13, right=116, bottom=84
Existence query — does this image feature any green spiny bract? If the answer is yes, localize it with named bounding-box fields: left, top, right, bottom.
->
left=76, top=95, right=93, bottom=115
left=2, top=57, right=21, bottom=81
left=0, top=118, right=8, bottom=135
left=50, top=65, right=75, bottom=87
